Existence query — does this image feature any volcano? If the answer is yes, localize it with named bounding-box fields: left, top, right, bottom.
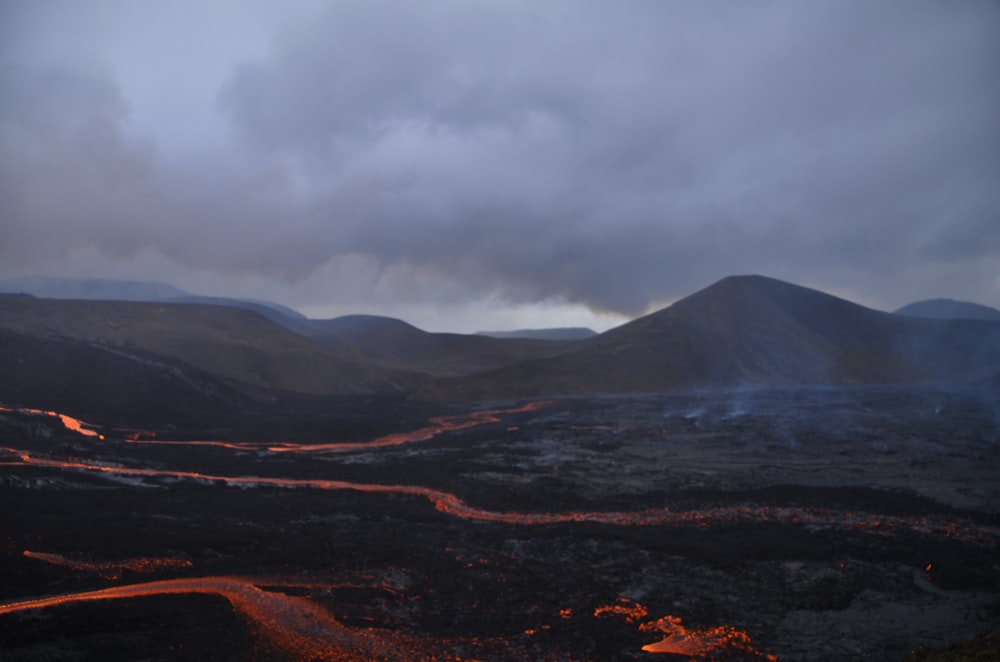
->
left=415, top=275, right=1000, bottom=400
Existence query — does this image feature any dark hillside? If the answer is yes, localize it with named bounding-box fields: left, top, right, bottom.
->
left=286, top=314, right=580, bottom=377
left=415, top=276, right=1000, bottom=401
left=0, top=296, right=416, bottom=397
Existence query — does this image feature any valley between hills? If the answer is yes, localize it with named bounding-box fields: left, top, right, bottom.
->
left=1, top=275, right=998, bottom=660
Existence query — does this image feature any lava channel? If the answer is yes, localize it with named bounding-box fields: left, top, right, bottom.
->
left=22, top=550, right=192, bottom=580
left=2, top=445, right=996, bottom=543
left=111, top=400, right=552, bottom=454
left=0, top=576, right=452, bottom=661
left=0, top=404, right=103, bottom=438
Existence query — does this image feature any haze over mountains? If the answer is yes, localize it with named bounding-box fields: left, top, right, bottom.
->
left=476, top=328, right=598, bottom=341
left=0, top=276, right=305, bottom=322
left=2, top=275, right=998, bottom=418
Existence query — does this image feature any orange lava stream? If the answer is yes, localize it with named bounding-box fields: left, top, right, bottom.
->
left=110, top=401, right=552, bottom=454
left=23, top=550, right=191, bottom=580
left=0, top=576, right=438, bottom=660
left=639, top=615, right=777, bottom=660
left=2, top=446, right=995, bottom=543
left=0, top=405, right=102, bottom=439
left=596, top=599, right=777, bottom=660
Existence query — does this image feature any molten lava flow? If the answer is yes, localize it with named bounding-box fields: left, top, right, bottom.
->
left=23, top=550, right=192, bottom=580
left=595, top=599, right=777, bottom=660
left=639, top=615, right=777, bottom=660
left=265, top=400, right=551, bottom=454
left=2, top=445, right=997, bottom=544
left=0, top=576, right=443, bottom=660
left=113, top=401, right=552, bottom=454
left=0, top=405, right=102, bottom=438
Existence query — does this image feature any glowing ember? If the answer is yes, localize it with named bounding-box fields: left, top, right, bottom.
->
left=595, top=598, right=649, bottom=623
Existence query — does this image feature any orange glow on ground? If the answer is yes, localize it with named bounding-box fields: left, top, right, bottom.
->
left=0, top=576, right=446, bottom=660
left=23, top=550, right=192, bottom=580
left=595, top=598, right=649, bottom=623
left=3, top=400, right=994, bottom=660
left=0, top=405, right=102, bottom=438
left=596, top=599, right=777, bottom=659
left=107, top=401, right=552, bottom=454
left=639, top=615, right=778, bottom=659
left=2, top=445, right=996, bottom=543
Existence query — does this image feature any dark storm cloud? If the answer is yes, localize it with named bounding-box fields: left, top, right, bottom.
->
left=2, top=1, right=998, bottom=316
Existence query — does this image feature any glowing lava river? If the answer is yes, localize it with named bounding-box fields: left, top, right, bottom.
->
left=2, top=388, right=999, bottom=660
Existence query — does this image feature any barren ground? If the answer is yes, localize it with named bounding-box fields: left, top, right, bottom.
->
left=1, top=384, right=998, bottom=660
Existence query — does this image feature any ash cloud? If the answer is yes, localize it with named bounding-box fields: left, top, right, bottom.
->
left=1, top=1, right=998, bottom=317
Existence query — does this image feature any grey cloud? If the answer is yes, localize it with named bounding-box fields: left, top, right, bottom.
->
left=2, top=1, right=998, bottom=318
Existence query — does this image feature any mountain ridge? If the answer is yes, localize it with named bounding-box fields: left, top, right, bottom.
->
left=0, top=295, right=417, bottom=398
left=3, top=275, right=997, bottom=409
left=414, top=275, right=1000, bottom=401
left=0, top=276, right=305, bottom=321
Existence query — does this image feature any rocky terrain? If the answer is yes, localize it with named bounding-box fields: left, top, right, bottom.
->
left=1, top=384, right=997, bottom=660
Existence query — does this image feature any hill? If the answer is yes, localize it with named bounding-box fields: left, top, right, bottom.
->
left=283, top=315, right=582, bottom=377
left=414, top=275, right=1000, bottom=401
left=0, top=296, right=416, bottom=399
left=0, top=327, right=254, bottom=425
left=894, top=298, right=1000, bottom=322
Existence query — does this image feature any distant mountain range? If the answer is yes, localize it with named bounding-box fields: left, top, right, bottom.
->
left=476, top=328, right=597, bottom=341
left=0, top=276, right=305, bottom=322
left=1, top=275, right=998, bottom=418
left=415, top=276, right=1000, bottom=401
left=894, top=298, right=1000, bottom=322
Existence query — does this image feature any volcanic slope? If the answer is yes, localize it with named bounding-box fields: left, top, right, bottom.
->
left=415, top=275, right=1000, bottom=401
left=0, top=328, right=256, bottom=424
left=282, top=314, right=582, bottom=378
left=0, top=296, right=417, bottom=398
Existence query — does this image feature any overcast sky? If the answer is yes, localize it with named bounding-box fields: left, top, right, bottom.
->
left=1, top=1, right=998, bottom=332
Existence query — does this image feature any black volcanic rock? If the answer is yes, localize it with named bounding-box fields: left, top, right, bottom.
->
left=895, top=298, right=1000, bottom=322
left=415, top=275, right=1000, bottom=401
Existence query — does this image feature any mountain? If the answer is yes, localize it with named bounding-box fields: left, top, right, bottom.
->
left=282, top=315, right=582, bottom=377
left=5, top=275, right=998, bottom=409
left=0, top=296, right=417, bottom=399
left=0, top=276, right=305, bottom=321
left=414, top=275, right=1000, bottom=401
left=894, top=298, right=1000, bottom=322
left=476, top=327, right=598, bottom=341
